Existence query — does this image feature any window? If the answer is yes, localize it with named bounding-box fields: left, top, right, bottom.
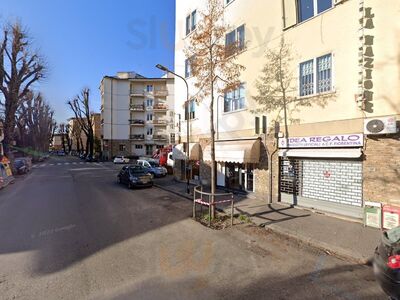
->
left=170, top=133, right=176, bottom=144
left=226, top=0, right=235, bottom=5
left=225, top=25, right=245, bottom=56
left=146, top=145, right=153, bottom=156
left=184, top=100, right=196, bottom=120
left=317, top=54, right=332, bottom=93
left=146, top=128, right=153, bottom=136
left=299, top=54, right=332, bottom=96
left=298, top=0, right=332, bottom=22
left=156, top=145, right=164, bottom=150
left=186, top=10, right=197, bottom=35
left=146, top=113, right=153, bottom=121
left=283, top=0, right=333, bottom=27
left=135, top=145, right=143, bottom=149
left=146, top=85, right=153, bottom=92
left=224, top=83, right=246, bottom=112
left=299, top=59, right=314, bottom=96
left=146, top=99, right=153, bottom=107
left=119, top=144, right=126, bottom=151
left=185, top=58, right=192, bottom=78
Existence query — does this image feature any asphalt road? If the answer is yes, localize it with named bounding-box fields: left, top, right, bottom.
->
left=0, top=156, right=386, bottom=299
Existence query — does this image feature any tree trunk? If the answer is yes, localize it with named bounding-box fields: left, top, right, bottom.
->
left=210, top=82, right=216, bottom=219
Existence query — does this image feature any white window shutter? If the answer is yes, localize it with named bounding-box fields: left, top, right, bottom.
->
left=282, top=0, right=297, bottom=29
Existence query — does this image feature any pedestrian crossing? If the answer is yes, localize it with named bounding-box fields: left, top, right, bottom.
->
left=32, top=162, right=107, bottom=168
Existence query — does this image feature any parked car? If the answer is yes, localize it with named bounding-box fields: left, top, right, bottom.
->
left=85, top=155, right=99, bottom=163
left=373, top=226, right=400, bottom=299
left=136, top=159, right=167, bottom=178
left=113, top=156, right=130, bottom=164
left=14, top=159, right=28, bottom=175
left=57, top=151, right=66, bottom=156
left=117, top=165, right=153, bottom=189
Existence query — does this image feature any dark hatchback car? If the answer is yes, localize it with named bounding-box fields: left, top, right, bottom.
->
left=373, top=227, right=400, bottom=299
left=117, top=165, right=153, bottom=189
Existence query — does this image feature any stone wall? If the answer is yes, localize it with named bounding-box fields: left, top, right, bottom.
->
left=363, top=134, right=400, bottom=205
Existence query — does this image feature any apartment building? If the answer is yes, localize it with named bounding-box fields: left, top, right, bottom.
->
left=68, top=114, right=101, bottom=154
left=100, top=72, right=175, bottom=159
left=175, top=0, right=400, bottom=219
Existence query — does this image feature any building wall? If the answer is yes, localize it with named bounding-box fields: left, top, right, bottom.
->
left=175, top=0, right=400, bottom=208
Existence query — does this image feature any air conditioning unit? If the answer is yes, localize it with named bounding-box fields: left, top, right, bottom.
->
left=364, top=116, right=398, bottom=135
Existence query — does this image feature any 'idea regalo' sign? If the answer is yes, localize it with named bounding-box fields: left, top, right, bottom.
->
left=279, top=134, right=364, bottom=149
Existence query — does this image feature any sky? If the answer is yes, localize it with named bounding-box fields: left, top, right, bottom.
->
left=1, top=0, right=176, bottom=123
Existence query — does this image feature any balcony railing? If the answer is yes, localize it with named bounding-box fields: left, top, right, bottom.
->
left=129, top=119, right=145, bottom=126
left=154, top=89, right=168, bottom=97
left=153, top=135, right=168, bottom=141
left=153, top=104, right=168, bottom=111
left=153, top=120, right=168, bottom=126
left=130, top=104, right=145, bottom=111
left=130, top=89, right=145, bottom=96
left=130, top=134, right=145, bottom=140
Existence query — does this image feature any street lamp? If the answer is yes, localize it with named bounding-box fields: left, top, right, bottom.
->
left=156, top=64, right=190, bottom=194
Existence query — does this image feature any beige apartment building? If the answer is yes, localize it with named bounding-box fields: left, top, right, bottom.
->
left=100, top=72, right=175, bottom=159
left=174, top=0, right=400, bottom=219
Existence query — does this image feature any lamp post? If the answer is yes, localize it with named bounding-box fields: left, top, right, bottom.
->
left=156, top=64, right=190, bottom=194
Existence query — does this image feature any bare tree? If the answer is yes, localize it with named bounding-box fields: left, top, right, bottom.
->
left=253, top=38, right=333, bottom=140
left=16, top=92, right=56, bottom=155
left=67, top=88, right=94, bottom=157
left=71, top=120, right=83, bottom=153
left=0, top=22, right=45, bottom=170
left=185, top=0, right=245, bottom=218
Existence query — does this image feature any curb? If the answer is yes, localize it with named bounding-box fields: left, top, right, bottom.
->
left=265, top=223, right=372, bottom=265
left=154, top=183, right=193, bottom=201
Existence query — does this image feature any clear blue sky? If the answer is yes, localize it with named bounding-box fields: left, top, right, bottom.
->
left=1, top=0, right=175, bottom=123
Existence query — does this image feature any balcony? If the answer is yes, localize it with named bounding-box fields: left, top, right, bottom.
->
left=130, top=104, right=145, bottom=111
left=154, top=89, right=168, bottom=97
left=153, top=104, right=168, bottom=112
left=130, top=134, right=145, bottom=141
left=153, top=135, right=168, bottom=141
left=153, top=120, right=168, bottom=127
left=129, top=119, right=145, bottom=126
left=131, top=89, right=147, bottom=96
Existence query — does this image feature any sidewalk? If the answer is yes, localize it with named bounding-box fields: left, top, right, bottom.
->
left=155, top=176, right=381, bottom=264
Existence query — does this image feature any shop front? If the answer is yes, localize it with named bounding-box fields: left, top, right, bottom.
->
left=203, top=139, right=260, bottom=193
left=172, top=143, right=202, bottom=181
left=278, top=134, right=365, bottom=219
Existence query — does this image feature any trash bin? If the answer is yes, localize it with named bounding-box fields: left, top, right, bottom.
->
left=364, top=201, right=382, bottom=229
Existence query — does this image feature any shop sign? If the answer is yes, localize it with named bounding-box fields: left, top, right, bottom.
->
left=279, top=134, right=364, bottom=149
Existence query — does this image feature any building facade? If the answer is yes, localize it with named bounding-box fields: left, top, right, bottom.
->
left=100, top=72, right=175, bottom=159
left=175, top=0, right=400, bottom=219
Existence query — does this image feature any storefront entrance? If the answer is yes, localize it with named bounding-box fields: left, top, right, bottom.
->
left=221, top=162, right=254, bottom=192
left=279, top=157, right=363, bottom=218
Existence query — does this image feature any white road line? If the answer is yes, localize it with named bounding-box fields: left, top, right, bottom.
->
left=57, top=163, right=62, bottom=166
left=64, top=163, right=70, bottom=165
left=49, top=164, right=55, bottom=166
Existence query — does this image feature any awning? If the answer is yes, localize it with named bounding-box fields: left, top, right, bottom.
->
left=173, top=143, right=202, bottom=160
left=278, top=148, right=363, bottom=158
left=203, top=139, right=261, bottom=163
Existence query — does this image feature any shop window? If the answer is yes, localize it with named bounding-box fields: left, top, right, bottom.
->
left=224, top=83, right=246, bottom=112
left=119, top=144, right=126, bottom=152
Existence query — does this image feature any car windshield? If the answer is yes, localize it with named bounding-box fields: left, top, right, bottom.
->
left=129, top=166, right=147, bottom=175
